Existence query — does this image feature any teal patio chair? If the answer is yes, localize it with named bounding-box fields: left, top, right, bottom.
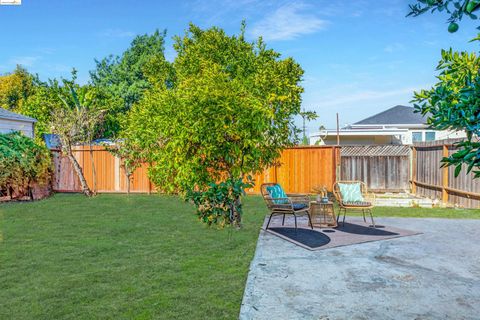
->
left=261, top=183, right=313, bottom=230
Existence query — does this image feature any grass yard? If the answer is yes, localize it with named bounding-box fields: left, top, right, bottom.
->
left=1, top=194, right=479, bottom=319
left=0, top=194, right=266, bottom=320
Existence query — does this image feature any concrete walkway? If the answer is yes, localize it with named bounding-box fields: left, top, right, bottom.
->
left=240, top=218, right=480, bottom=320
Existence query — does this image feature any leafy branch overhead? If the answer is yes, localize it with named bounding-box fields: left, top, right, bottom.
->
left=409, top=2, right=480, bottom=178
left=408, top=0, right=480, bottom=34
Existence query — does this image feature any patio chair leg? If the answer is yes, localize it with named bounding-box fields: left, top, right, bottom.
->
left=282, top=214, right=286, bottom=226
left=294, top=214, right=298, bottom=230
left=307, top=213, right=313, bottom=229
left=342, top=209, right=346, bottom=226
left=369, top=209, right=376, bottom=228
left=266, top=213, right=274, bottom=230
left=362, top=209, right=366, bottom=223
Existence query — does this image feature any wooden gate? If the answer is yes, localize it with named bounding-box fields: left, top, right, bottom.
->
left=340, top=145, right=411, bottom=192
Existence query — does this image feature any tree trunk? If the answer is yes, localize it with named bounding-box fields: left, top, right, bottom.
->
left=229, top=195, right=242, bottom=227
left=66, top=151, right=92, bottom=197
left=126, top=172, right=131, bottom=195
left=89, top=143, right=97, bottom=195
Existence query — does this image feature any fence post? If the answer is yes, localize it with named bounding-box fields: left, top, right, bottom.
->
left=411, top=146, right=417, bottom=194
left=442, top=144, right=449, bottom=204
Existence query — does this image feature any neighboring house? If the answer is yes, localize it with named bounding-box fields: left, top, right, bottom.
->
left=310, top=105, right=466, bottom=146
left=0, top=107, right=36, bottom=138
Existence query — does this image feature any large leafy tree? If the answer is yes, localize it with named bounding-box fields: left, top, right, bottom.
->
left=0, top=65, right=34, bottom=111
left=90, top=30, right=167, bottom=136
left=127, top=23, right=304, bottom=226
left=408, top=1, right=480, bottom=177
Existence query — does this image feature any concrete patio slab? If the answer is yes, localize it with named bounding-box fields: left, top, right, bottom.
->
left=240, top=217, right=480, bottom=320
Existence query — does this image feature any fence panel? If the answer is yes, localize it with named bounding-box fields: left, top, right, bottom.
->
left=52, top=146, right=153, bottom=193
left=414, top=145, right=443, bottom=200
left=447, top=147, right=480, bottom=208
left=52, top=151, right=81, bottom=192
left=341, top=146, right=410, bottom=192
left=413, top=139, right=480, bottom=208
left=276, top=147, right=337, bottom=193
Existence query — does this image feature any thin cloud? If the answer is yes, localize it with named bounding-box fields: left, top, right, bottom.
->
left=9, top=56, right=40, bottom=67
left=99, top=28, right=135, bottom=38
left=316, top=86, right=426, bottom=108
left=250, top=2, right=328, bottom=41
left=384, top=43, right=405, bottom=53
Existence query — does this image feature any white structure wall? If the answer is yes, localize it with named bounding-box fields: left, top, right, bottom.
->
left=0, top=118, right=35, bottom=138
left=311, top=129, right=467, bottom=146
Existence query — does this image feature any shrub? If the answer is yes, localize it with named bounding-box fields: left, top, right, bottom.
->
left=0, top=132, right=51, bottom=199
left=186, top=177, right=252, bottom=227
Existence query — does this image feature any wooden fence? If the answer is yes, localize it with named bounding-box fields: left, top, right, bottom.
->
left=52, top=146, right=152, bottom=193
left=412, top=139, right=480, bottom=208
left=52, top=145, right=339, bottom=194
left=52, top=141, right=480, bottom=208
left=340, top=145, right=411, bottom=192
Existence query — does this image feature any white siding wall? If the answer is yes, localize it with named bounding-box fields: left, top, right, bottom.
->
left=405, top=129, right=467, bottom=144
left=0, top=118, right=34, bottom=138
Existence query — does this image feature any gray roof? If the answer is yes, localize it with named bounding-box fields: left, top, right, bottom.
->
left=354, top=105, right=426, bottom=125
left=0, top=107, right=37, bottom=122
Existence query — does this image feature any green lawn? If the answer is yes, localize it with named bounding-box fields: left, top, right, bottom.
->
left=1, top=194, right=479, bottom=319
left=0, top=194, right=266, bottom=320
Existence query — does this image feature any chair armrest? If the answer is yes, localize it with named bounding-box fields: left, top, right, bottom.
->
left=287, top=194, right=311, bottom=207
left=264, top=196, right=294, bottom=210
left=286, top=193, right=308, bottom=197
left=364, top=192, right=376, bottom=203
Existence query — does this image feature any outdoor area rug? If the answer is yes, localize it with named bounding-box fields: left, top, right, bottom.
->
left=263, top=216, right=421, bottom=250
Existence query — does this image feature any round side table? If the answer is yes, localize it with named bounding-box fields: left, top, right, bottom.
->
left=309, top=201, right=337, bottom=228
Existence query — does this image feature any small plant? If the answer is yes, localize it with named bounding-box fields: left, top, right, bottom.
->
left=186, top=177, right=252, bottom=227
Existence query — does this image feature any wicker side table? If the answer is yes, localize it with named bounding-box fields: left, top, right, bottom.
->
left=309, top=201, right=337, bottom=228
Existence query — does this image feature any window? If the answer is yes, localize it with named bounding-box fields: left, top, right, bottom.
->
left=412, top=132, right=423, bottom=143
left=425, top=131, right=436, bottom=141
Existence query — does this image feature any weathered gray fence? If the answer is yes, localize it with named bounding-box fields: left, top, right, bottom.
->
left=412, top=139, right=480, bottom=208
left=341, top=145, right=411, bottom=192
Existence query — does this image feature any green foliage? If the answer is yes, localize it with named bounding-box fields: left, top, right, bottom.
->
left=50, top=72, right=107, bottom=148
left=408, top=2, right=480, bottom=178
left=0, top=66, right=54, bottom=140
left=186, top=177, right=252, bottom=226
left=408, top=0, right=480, bottom=33
left=0, top=65, right=34, bottom=111
left=90, top=30, right=167, bottom=135
left=49, top=71, right=109, bottom=196
left=126, top=23, right=304, bottom=225
left=0, top=132, right=51, bottom=198
left=413, top=49, right=480, bottom=177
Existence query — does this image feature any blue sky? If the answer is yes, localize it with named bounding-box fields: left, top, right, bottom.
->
left=0, top=0, right=479, bottom=133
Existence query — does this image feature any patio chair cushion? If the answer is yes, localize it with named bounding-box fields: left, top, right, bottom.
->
left=293, top=203, right=308, bottom=211
left=338, top=183, right=364, bottom=202
left=342, top=201, right=372, bottom=207
left=266, top=184, right=288, bottom=204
